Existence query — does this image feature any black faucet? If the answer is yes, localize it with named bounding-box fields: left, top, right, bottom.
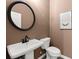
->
left=25, top=35, right=30, bottom=42
left=22, top=35, right=30, bottom=43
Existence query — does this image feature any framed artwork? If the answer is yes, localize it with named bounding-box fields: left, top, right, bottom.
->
left=60, top=11, right=72, bottom=30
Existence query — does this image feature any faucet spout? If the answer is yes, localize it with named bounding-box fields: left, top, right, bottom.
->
left=25, top=35, right=30, bottom=42
left=25, top=35, right=30, bottom=39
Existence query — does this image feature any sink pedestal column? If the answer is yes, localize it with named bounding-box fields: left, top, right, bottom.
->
left=25, top=51, right=34, bottom=59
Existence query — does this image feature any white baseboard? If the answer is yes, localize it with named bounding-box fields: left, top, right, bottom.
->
left=38, top=54, right=45, bottom=59
left=38, top=54, right=71, bottom=59
left=61, top=55, right=71, bottom=59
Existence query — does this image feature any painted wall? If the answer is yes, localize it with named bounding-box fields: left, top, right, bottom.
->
left=6, top=0, right=49, bottom=45
left=6, top=0, right=72, bottom=58
left=50, top=0, right=72, bottom=57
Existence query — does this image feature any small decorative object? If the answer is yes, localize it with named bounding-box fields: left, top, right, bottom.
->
left=60, top=11, right=72, bottom=29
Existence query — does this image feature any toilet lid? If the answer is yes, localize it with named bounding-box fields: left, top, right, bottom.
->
left=46, top=46, right=61, bottom=54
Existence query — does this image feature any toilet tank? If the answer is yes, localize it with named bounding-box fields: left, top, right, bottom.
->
left=40, top=37, right=50, bottom=49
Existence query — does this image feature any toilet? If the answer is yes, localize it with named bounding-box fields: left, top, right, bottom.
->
left=40, top=37, right=61, bottom=59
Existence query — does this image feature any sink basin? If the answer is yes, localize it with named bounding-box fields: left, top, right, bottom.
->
left=7, top=39, right=43, bottom=59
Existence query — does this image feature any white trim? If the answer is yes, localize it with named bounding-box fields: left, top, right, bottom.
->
left=38, top=54, right=71, bottom=59
left=38, top=54, right=45, bottom=59
left=61, top=55, right=71, bottom=59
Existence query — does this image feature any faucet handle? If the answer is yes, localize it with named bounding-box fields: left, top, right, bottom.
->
left=21, top=39, right=25, bottom=43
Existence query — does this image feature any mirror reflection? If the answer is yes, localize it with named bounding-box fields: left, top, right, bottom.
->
left=11, top=3, right=34, bottom=29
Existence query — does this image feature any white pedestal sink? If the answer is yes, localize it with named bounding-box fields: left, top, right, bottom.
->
left=7, top=39, right=43, bottom=59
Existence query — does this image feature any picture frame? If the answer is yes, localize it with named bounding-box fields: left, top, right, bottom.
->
left=60, top=11, right=72, bottom=30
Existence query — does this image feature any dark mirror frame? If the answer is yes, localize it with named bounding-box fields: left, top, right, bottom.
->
left=7, top=1, right=36, bottom=31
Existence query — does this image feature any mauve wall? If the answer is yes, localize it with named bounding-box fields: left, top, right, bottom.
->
left=6, top=0, right=49, bottom=45
left=6, top=0, right=72, bottom=58
left=50, top=0, right=72, bottom=57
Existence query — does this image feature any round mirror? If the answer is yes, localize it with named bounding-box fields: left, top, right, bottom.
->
left=7, top=1, right=35, bottom=31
